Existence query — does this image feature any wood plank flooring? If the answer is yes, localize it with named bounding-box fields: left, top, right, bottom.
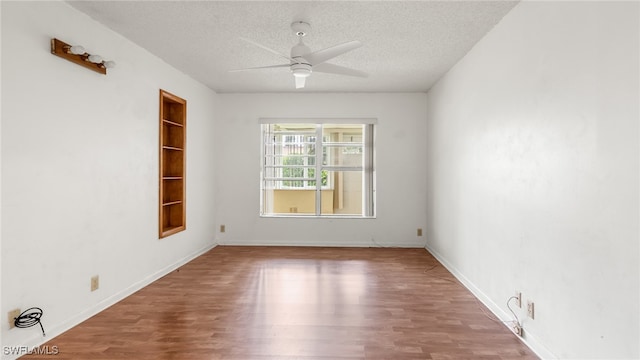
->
left=22, top=246, right=538, bottom=359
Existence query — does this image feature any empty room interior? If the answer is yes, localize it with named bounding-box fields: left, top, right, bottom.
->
left=1, top=1, right=638, bottom=359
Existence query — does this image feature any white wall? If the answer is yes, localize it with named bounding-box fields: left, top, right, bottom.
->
left=0, top=3, right=3, bottom=353
left=1, top=2, right=217, bottom=358
left=425, top=1, right=639, bottom=359
left=215, top=93, right=427, bottom=247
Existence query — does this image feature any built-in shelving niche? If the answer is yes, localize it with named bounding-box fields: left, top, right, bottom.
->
left=159, top=90, right=186, bottom=238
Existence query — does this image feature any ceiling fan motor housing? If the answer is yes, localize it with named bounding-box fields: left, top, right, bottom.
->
left=291, top=41, right=311, bottom=61
left=290, top=39, right=311, bottom=78
left=291, top=63, right=311, bottom=78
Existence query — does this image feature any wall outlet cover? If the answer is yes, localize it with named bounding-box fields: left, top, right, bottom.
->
left=91, top=275, right=100, bottom=292
left=8, top=309, right=21, bottom=329
left=513, top=323, right=523, bottom=337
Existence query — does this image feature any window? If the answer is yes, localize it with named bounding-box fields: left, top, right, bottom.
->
left=261, top=121, right=375, bottom=217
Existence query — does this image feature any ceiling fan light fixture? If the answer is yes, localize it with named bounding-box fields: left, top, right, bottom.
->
left=292, top=68, right=311, bottom=78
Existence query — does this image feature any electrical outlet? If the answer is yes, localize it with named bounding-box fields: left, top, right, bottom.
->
left=8, top=309, right=20, bottom=329
left=91, top=275, right=99, bottom=292
left=512, top=323, right=523, bottom=337
left=527, top=301, right=535, bottom=319
left=220, top=224, right=225, bottom=233
left=417, top=228, right=423, bottom=236
left=515, top=292, right=522, bottom=308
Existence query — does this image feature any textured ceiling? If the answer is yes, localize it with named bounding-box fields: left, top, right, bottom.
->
left=68, top=1, right=518, bottom=93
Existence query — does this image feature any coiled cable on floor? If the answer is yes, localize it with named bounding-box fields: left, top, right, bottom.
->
left=14, top=307, right=45, bottom=336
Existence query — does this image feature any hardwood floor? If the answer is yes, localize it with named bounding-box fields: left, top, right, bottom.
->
left=23, top=246, right=538, bottom=359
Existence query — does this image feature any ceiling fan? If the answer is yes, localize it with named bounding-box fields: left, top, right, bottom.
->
left=230, top=21, right=367, bottom=89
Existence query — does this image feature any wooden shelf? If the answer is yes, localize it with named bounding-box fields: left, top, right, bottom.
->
left=161, top=225, right=185, bottom=238
left=159, top=90, right=186, bottom=238
left=162, top=119, right=184, bottom=127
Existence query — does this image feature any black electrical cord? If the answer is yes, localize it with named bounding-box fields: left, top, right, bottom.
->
left=14, top=307, right=45, bottom=336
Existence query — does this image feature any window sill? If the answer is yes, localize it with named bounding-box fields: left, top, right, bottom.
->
left=260, top=214, right=376, bottom=219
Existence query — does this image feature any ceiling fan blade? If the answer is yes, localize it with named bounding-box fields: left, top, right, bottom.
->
left=228, top=64, right=290, bottom=72
left=239, top=37, right=293, bottom=62
left=305, top=41, right=362, bottom=66
left=313, top=63, right=368, bottom=78
left=295, top=76, right=306, bottom=89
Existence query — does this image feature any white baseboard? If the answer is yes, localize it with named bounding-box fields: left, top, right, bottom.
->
left=218, top=239, right=426, bottom=248
left=3, top=243, right=217, bottom=360
left=424, top=243, right=557, bottom=360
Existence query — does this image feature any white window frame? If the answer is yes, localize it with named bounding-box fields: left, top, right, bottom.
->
left=260, top=118, right=376, bottom=218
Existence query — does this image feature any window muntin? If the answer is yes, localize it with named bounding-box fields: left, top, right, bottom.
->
left=261, top=122, right=374, bottom=217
